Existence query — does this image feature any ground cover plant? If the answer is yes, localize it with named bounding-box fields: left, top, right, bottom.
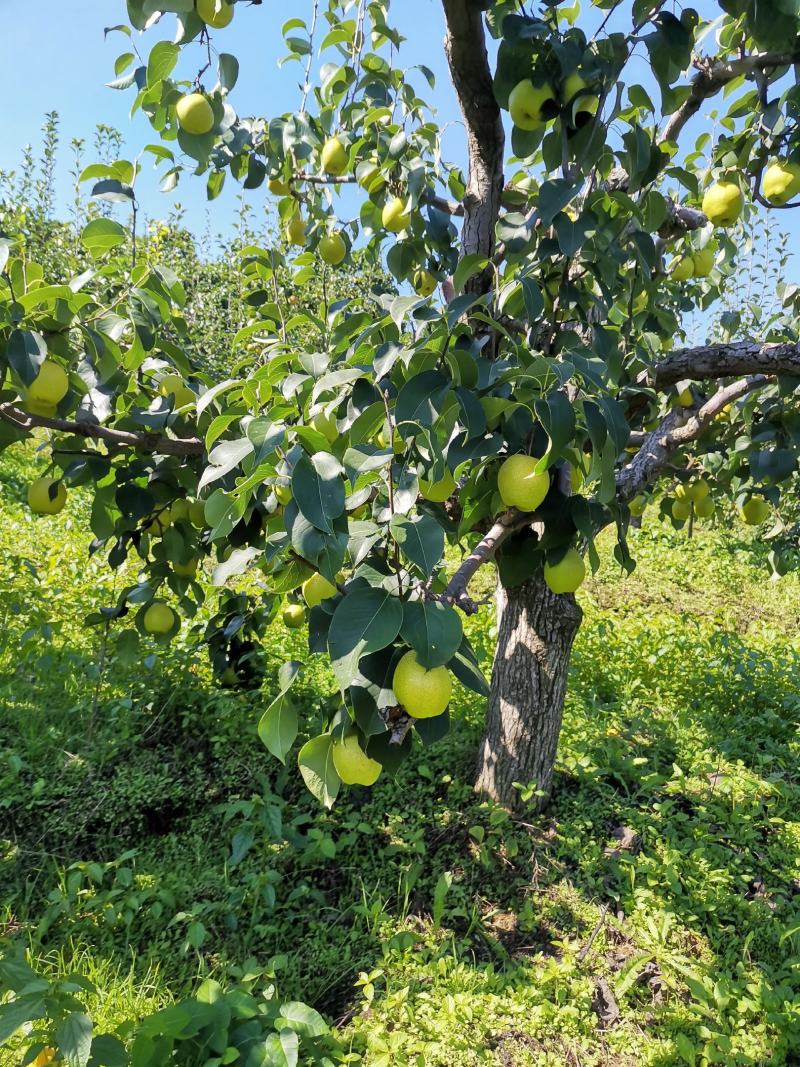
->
left=2, top=440, right=800, bottom=1064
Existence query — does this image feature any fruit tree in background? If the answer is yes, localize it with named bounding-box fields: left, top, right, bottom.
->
left=3, top=0, right=800, bottom=809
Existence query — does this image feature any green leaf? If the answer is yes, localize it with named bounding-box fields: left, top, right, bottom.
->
left=217, top=52, right=240, bottom=92
left=453, top=253, right=489, bottom=292
left=258, top=662, right=303, bottom=763
left=328, top=586, right=404, bottom=690
left=56, top=1012, right=93, bottom=1067
left=432, top=870, right=453, bottom=929
left=277, top=1002, right=329, bottom=1038
left=535, top=390, right=576, bottom=459
left=81, top=219, right=127, bottom=257
left=298, top=735, right=340, bottom=809
left=449, top=636, right=490, bottom=696
left=292, top=452, right=345, bottom=534
left=147, top=40, right=179, bottom=87
left=0, top=995, right=46, bottom=1045
left=7, top=329, right=47, bottom=388
left=389, top=515, right=445, bottom=578
left=400, top=600, right=463, bottom=669
left=395, top=370, right=450, bottom=429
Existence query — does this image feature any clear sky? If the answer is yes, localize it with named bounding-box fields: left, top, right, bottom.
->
left=1, top=0, right=797, bottom=276
left=0, top=0, right=460, bottom=235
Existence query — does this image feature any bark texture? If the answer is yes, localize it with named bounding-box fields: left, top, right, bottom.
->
left=441, top=0, right=504, bottom=284
left=651, top=339, right=800, bottom=387
left=475, top=571, right=583, bottom=810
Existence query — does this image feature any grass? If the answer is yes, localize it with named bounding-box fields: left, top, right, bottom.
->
left=2, top=439, right=800, bottom=1065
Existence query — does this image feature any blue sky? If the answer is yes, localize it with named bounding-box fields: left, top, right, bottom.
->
left=0, top=0, right=459, bottom=235
left=1, top=0, right=798, bottom=271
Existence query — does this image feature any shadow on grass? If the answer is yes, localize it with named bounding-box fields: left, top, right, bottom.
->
left=2, top=599, right=800, bottom=1062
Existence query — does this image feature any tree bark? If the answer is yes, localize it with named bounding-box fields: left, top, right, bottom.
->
left=475, top=572, right=583, bottom=811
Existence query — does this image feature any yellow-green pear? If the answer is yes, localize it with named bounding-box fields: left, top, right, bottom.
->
left=739, top=495, right=770, bottom=525
left=382, top=197, right=412, bottom=233
left=176, top=93, right=214, bottom=136
left=143, top=601, right=176, bottom=634
left=762, top=161, right=800, bottom=205
left=319, top=231, right=347, bottom=266
left=628, top=494, right=647, bottom=516
left=419, top=470, right=457, bottom=503
left=332, top=734, right=382, bottom=785
left=320, top=137, right=348, bottom=176
left=672, top=497, right=691, bottom=522
left=543, top=548, right=586, bottom=594
left=27, top=360, right=69, bottom=406
left=694, top=495, right=714, bottom=519
left=27, top=477, right=66, bottom=515
left=497, top=455, right=549, bottom=512
left=268, top=176, right=291, bottom=196
left=392, top=650, right=452, bottom=719
left=508, top=79, right=558, bottom=130
left=670, top=257, right=694, bottom=282
left=311, top=411, right=338, bottom=444
left=282, top=603, right=306, bottom=628
left=692, top=246, right=716, bottom=278
left=173, top=556, right=199, bottom=578
left=196, top=0, right=234, bottom=28
left=188, top=500, right=207, bottom=527
left=357, top=162, right=385, bottom=193
left=702, top=181, right=743, bottom=226
left=413, top=269, right=437, bottom=297
left=562, top=73, right=599, bottom=126
left=286, top=216, right=307, bottom=246
left=159, top=373, right=195, bottom=409
left=302, top=573, right=338, bottom=607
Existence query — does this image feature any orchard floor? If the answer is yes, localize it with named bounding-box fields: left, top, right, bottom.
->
left=2, top=441, right=800, bottom=1065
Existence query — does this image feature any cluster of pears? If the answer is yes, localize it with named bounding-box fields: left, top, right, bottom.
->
left=671, top=477, right=714, bottom=521
left=508, top=70, right=599, bottom=131
left=670, top=241, right=717, bottom=282
left=281, top=134, right=438, bottom=289
left=495, top=454, right=586, bottom=594
left=174, top=1, right=237, bottom=138
left=146, top=496, right=206, bottom=537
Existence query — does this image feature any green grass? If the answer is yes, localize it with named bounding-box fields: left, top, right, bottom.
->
left=2, top=440, right=800, bottom=1065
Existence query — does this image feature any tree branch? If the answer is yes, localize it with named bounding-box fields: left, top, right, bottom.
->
left=616, top=375, right=771, bottom=499
left=0, top=403, right=203, bottom=458
left=293, top=172, right=464, bottom=216
left=441, top=0, right=504, bottom=287
left=441, top=509, right=530, bottom=614
left=650, top=339, right=800, bottom=388
left=661, top=51, right=800, bottom=146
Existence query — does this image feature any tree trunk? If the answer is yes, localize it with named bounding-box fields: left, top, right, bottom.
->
left=475, top=572, right=583, bottom=811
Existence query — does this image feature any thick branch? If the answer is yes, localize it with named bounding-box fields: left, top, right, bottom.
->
left=441, top=0, right=504, bottom=285
left=442, top=509, right=529, bottom=613
left=661, top=52, right=800, bottom=145
left=616, top=376, right=771, bottom=499
left=0, top=403, right=203, bottom=458
left=650, top=339, right=800, bottom=388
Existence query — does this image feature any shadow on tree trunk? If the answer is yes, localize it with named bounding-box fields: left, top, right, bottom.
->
left=475, top=570, right=583, bottom=811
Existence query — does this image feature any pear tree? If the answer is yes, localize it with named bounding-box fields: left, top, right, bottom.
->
left=2, top=0, right=800, bottom=809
